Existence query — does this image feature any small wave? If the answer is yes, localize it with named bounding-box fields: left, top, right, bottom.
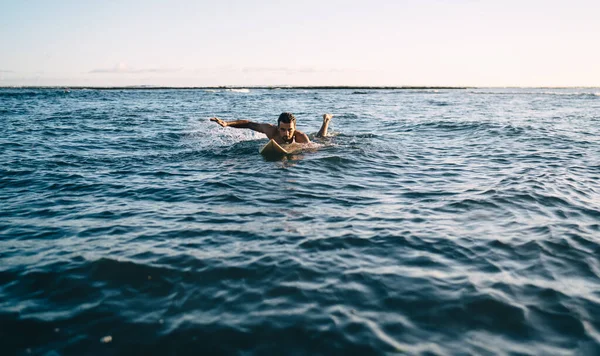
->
left=411, top=120, right=536, bottom=138
left=383, top=89, right=441, bottom=94
left=414, top=120, right=490, bottom=132
left=226, top=88, right=250, bottom=93
left=542, top=91, right=599, bottom=97
left=468, top=90, right=600, bottom=97
left=337, top=133, right=378, bottom=139
left=427, top=100, right=450, bottom=106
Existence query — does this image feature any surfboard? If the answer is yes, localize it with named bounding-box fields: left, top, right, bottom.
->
left=260, top=139, right=289, bottom=158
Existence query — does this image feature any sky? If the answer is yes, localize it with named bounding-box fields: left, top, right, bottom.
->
left=1, top=0, right=599, bottom=87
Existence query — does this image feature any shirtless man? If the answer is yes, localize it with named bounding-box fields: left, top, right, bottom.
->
left=210, top=112, right=333, bottom=145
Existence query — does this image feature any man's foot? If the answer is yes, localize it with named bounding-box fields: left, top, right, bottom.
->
left=317, top=114, right=333, bottom=137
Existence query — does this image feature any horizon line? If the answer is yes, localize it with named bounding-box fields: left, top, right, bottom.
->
left=1, top=85, right=599, bottom=90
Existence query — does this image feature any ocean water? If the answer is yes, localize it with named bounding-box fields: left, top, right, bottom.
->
left=1, top=87, right=599, bottom=355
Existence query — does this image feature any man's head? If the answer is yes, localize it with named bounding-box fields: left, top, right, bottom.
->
left=277, top=112, right=296, bottom=143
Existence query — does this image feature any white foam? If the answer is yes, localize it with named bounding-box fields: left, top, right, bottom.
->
left=226, top=88, right=250, bottom=93
left=181, top=116, right=264, bottom=153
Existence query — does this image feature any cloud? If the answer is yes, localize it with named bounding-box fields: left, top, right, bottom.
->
left=188, top=66, right=363, bottom=76
left=190, top=66, right=370, bottom=77
left=241, top=67, right=317, bottom=74
left=240, top=66, right=357, bottom=75
left=90, top=63, right=182, bottom=74
left=0, top=70, right=15, bottom=73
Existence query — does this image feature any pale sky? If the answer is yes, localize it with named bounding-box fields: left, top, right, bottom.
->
left=1, top=0, right=599, bottom=87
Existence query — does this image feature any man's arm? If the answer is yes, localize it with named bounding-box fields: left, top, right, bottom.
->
left=294, top=131, right=310, bottom=143
left=210, top=117, right=274, bottom=135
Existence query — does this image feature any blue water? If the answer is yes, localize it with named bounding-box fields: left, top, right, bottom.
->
left=1, top=87, right=600, bottom=355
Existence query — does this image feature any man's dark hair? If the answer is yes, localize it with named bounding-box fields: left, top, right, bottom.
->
left=277, top=112, right=296, bottom=126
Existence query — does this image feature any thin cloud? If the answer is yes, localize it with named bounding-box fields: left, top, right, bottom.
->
left=191, top=66, right=367, bottom=75
left=241, top=67, right=317, bottom=74
left=90, top=63, right=182, bottom=74
left=0, top=70, right=15, bottom=73
left=239, top=67, right=363, bottom=75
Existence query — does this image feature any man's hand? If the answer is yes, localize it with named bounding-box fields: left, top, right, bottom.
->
left=323, top=113, right=333, bottom=122
left=210, top=117, right=228, bottom=127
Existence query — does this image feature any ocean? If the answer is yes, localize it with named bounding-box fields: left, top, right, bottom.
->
left=1, top=87, right=599, bottom=355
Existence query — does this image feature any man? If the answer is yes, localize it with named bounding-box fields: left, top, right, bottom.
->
left=210, top=112, right=332, bottom=144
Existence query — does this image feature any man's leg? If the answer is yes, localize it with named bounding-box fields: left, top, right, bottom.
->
left=316, top=114, right=333, bottom=137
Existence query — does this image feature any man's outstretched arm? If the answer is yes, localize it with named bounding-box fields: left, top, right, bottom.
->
left=210, top=117, right=274, bottom=135
left=316, top=114, right=333, bottom=137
